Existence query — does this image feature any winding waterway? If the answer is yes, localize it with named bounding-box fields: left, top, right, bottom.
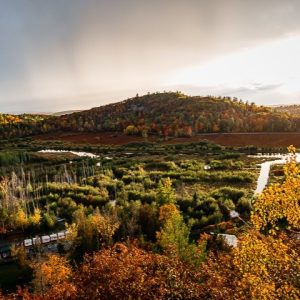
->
left=38, top=149, right=99, bottom=158
left=251, top=153, right=300, bottom=194
left=39, top=150, right=299, bottom=195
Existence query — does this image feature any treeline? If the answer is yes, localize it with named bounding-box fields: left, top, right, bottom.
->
left=0, top=114, right=47, bottom=139
left=0, top=114, right=44, bottom=126
left=0, top=92, right=299, bottom=139
left=274, top=104, right=300, bottom=118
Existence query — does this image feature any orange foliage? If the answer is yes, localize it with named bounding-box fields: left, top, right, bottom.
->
left=31, top=254, right=73, bottom=295
left=73, top=243, right=203, bottom=300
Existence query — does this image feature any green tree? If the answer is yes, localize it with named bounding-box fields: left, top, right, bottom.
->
left=157, top=177, right=176, bottom=205
left=157, top=204, right=204, bottom=266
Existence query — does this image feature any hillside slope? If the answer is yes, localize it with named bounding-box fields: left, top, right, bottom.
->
left=0, top=92, right=298, bottom=139
left=273, top=104, right=300, bottom=117
left=44, top=92, right=298, bottom=136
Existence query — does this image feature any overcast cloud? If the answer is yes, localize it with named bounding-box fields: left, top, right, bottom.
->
left=0, top=0, right=300, bottom=113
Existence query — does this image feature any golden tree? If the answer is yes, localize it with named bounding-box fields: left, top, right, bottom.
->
left=251, top=145, right=300, bottom=234
left=233, top=230, right=300, bottom=300
left=234, top=146, right=300, bottom=299
left=13, top=208, right=28, bottom=230
left=29, top=208, right=41, bottom=226
left=199, top=146, right=300, bottom=300
left=31, top=254, right=73, bottom=296
left=90, top=208, right=120, bottom=245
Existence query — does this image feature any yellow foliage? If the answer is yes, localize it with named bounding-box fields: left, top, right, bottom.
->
left=90, top=211, right=120, bottom=244
left=233, top=230, right=300, bottom=300
left=14, top=208, right=28, bottom=229
left=65, top=222, right=78, bottom=242
left=31, top=254, right=72, bottom=294
left=232, top=147, right=300, bottom=299
left=252, top=145, right=300, bottom=233
left=158, top=203, right=179, bottom=223
left=29, top=208, right=41, bottom=225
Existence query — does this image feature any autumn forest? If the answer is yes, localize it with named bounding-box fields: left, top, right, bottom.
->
left=1, top=93, right=299, bottom=140
left=0, top=92, right=298, bottom=299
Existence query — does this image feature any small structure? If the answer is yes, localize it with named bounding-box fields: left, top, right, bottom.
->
left=218, top=233, right=238, bottom=248
left=229, top=210, right=239, bottom=219
left=32, top=237, right=41, bottom=245
left=50, top=233, right=58, bottom=241
left=41, top=235, right=51, bottom=244
left=24, top=239, right=33, bottom=247
left=57, top=231, right=65, bottom=240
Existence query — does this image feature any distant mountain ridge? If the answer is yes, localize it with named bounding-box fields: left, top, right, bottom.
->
left=0, top=92, right=299, bottom=139
left=4, top=110, right=81, bottom=116
left=51, top=110, right=83, bottom=116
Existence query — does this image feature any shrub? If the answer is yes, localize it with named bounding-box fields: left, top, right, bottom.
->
left=236, top=198, right=252, bottom=215
left=211, top=187, right=245, bottom=203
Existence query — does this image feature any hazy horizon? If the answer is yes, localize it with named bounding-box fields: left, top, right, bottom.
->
left=6, top=91, right=300, bottom=115
left=1, top=0, right=300, bottom=113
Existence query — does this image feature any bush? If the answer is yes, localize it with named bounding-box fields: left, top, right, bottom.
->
left=42, top=213, right=56, bottom=229
left=211, top=187, right=245, bottom=203
left=236, top=198, right=251, bottom=215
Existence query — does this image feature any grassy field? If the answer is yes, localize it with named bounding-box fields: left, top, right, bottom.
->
left=34, top=131, right=300, bottom=147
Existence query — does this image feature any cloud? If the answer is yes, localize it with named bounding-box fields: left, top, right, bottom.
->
left=252, top=83, right=283, bottom=92
left=168, top=35, right=300, bottom=105
left=1, top=0, right=300, bottom=112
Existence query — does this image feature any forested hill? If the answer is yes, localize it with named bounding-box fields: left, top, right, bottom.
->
left=273, top=104, right=300, bottom=117
left=1, top=92, right=299, bottom=139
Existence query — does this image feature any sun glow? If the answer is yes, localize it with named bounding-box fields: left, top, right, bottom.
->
left=168, top=35, right=300, bottom=97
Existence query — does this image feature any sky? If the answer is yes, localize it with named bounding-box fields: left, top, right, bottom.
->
left=1, top=0, right=300, bottom=113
